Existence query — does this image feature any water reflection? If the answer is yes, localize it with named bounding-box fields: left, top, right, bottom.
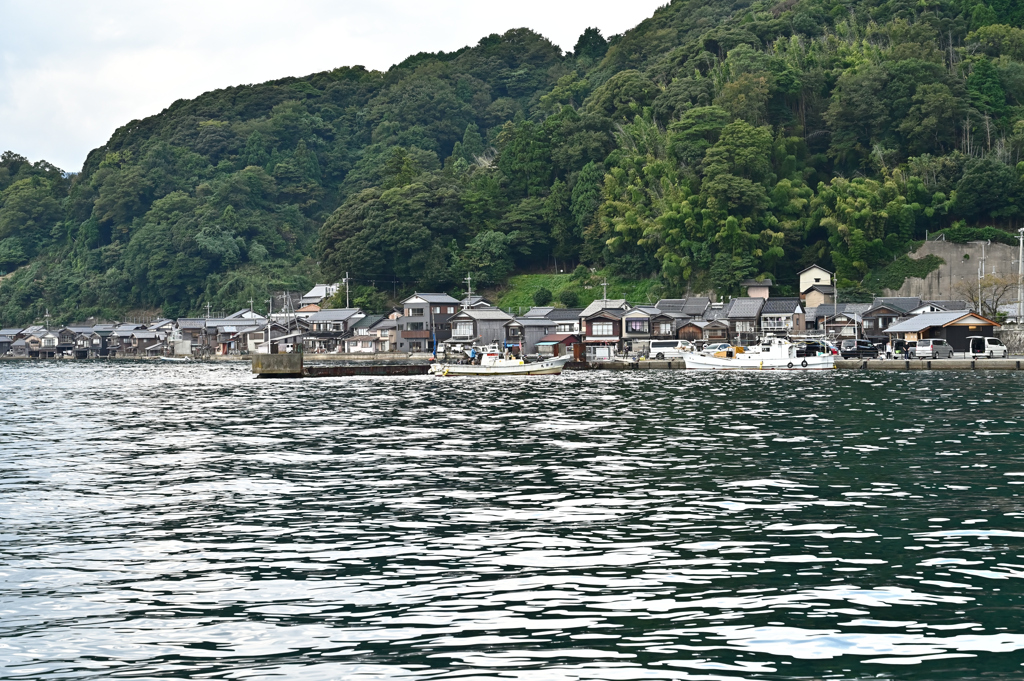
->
left=1, top=363, right=1023, bottom=679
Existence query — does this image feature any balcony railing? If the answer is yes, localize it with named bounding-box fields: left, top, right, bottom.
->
left=401, top=330, right=431, bottom=339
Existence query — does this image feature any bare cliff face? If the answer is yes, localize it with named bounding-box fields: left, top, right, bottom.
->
left=885, top=240, right=1020, bottom=300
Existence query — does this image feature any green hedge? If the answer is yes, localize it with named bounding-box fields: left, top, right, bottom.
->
left=931, top=225, right=1017, bottom=247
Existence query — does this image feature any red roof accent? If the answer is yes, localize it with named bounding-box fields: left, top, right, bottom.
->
left=539, top=333, right=580, bottom=343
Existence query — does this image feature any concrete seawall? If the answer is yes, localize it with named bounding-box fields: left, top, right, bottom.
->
left=835, top=358, right=1024, bottom=370
left=251, top=353, right=303, bottom=377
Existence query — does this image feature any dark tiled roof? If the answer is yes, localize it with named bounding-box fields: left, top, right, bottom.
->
left=404, top=292, right=460, bottom=304
left=871, top=297, right=921, bottom=314
left=740, top=278, right=773, bottom=287
left=546, top=308, right=584, bottom=320
left=350, top=314, right=385, bottom=330
left=761, top=297, right=801, bottom=314
left=726, top=297, right=765, bottom=319
left=307, top=309, right=361, bottom=322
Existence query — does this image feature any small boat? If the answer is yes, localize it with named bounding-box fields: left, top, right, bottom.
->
left=159, top=356, right=191, bottom=362
left=429, top=344, right=572, bottom=376
left=685, top=337, right=834, bottom=371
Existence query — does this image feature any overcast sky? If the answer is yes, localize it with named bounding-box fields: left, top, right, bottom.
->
left=0, top=1, right=665, bottom=173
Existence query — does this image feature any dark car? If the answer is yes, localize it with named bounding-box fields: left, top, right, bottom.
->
left=797, top=341, right=831, bottom=357
left=840, top=338, right=879, bottom=359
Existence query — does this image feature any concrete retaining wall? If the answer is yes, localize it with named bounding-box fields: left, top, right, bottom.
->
left=885, top=240, right=1020, bottom=300
left=252, top=353, right=303, bottom=377
left=996, top=325, right=1024, bottom=354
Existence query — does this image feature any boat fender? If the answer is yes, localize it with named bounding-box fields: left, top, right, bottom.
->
left=801, top=359, right=808, bottom=368
left=787, top=362, right=793, bottom=369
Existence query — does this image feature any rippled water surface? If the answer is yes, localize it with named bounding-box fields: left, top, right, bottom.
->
left=3, top=362, right=1024, bottom=680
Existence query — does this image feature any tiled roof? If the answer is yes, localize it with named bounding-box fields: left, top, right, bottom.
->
left=919, top=300, right=970, bottom=311
left=0, top=328, right=23, bottom=336
left=546, top=308, right=583, bottom=320
left=539, top=333, right=580, bottom=343
left=871, top=297, right=921, bottom=314
left=403, top=292, right=460, bottom=304
left=307, top=308, right=361, bottom=322
left=740, top=278, right=774, bottom=287
left=523, top=307, right=554, bottom=317
left=579, top=299, right=629, bottom=318
left=513, top=317, right=556, bottom=327
left=761, top=297, right=801, bottom=314
left=726, top=297, right=765, bottom=319
left=460, top=308, right=514, bottom=321
left=350, top=314, right=385, bottom=329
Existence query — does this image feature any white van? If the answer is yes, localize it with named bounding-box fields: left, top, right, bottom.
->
left=967, top=336, right=1008, bottom=358
left=649, top=339, right=694, bottom=359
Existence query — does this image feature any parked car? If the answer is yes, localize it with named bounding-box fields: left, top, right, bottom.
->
left=840, top=339, right=879, bottom=359
left=649, top=339, right=694, bottom=359
left=797, top=341, right=831, bottom=357
left=967, top=335, right=1008, bottom=358
left=914, top=338, right=954, bottom=359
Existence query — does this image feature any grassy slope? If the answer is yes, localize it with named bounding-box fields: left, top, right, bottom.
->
left=491, top=272, right=664, bottom=310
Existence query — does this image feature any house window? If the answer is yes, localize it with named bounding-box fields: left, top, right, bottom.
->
left=626, top=319, right=649, bottom=333
left=735, top=321, right=754, bottom=333
left=447, top=306, right=455, bottom=314
left=357, top=328, right=368, bottom=335
left=332, top=323, right=343, bottom=331
left=507, top=327, right=522, bottom=338
left=362, top=341, right=373, bottom=348
left=407, top=307, right=424, bottom=316
left=409, top=342, right=422, bottom=351
left=455, top=321, right=473, bottom=337
left=557, top=323, right=575, bottom=333
left=407, top=322, right=424, bottom=331
left=659, top=322, right=672, bottom=335
left=592, top=322, right=613, bottom=336
left=432, top=307, right=441, bottom=314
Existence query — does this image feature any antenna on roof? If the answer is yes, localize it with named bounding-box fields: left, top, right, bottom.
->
left=463, top=273, right=473, bottom=309
left=601, top=280, right=608, bottom=301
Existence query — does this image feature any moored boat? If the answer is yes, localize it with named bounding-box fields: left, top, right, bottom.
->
left=429, top=344, right=571, bottom=376
left=686, top=337, right=834, bottom=371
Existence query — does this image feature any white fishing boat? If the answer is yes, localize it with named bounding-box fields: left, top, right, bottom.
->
left=686, top=337, right=834, bottom=371
left=429, top=344, right=572, bottom=376
left=159, top=356, right=191, bottom=362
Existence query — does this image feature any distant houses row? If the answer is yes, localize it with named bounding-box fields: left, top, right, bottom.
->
left=0, top=265, right=1001, bottom=359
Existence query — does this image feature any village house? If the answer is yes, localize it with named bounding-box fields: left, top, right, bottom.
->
left=345, top=314, right=386, bottom=353
left=304, top=308, right=364, bottom=353
left=11, top=338, right=28, bottom=357
left=444, top=307, right=514, bottom=355
left=504, top=317, right=555, bottom=355
left=725, top=298, right=765, bottom=343
left=649, top=311, right=689, bottom=339
left=368, top=316, right=398, bottom=353
left=0, top=335, right=12, bottom=356
left=399, top=293, right=460, bottom=352
left=799, top=265, right=834, bottom=307
left=759, top=298, right=804, bottom=335
left=740, top=279, right=773, bottom=300
left=884, top=310, right=1001, bottom=350
left=581, top=301, right=628, bottom=359
left=622, top=306, right=657, bottom=353
left=536, top=333, right=580, bottom=359
left=300, top=283, right=339, bottom=307
left=909, top=300, right=970, bottom=315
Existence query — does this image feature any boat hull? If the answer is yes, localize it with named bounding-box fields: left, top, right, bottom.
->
left=686, top=355, right=834, bottom=371
left=429, top=355, right=571, bottom=376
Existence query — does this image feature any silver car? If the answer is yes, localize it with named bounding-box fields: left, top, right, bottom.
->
left=914, top=338, right=954, bottom=359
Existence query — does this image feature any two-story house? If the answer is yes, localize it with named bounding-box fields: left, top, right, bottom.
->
left=799, top=265, right=834, bottom=308
left=399, top=293, right=460, bottom=353
left=622, top=306, right=657, bottom=353
left=345, top=314, right=386, bottom=353
left=444, top=307, right=514, bottom=354
left=759, top=298, right=804, bottom=335
left=504, top=317, right=555, bottom=356
left=304, top=308, right=364, bottom=353
left=725, top=297, right=765, bottom=343
left=581, top=300, right=630, bottom=359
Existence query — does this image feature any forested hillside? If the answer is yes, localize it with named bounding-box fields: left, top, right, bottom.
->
left=4, top=0, right=1024, bottom=323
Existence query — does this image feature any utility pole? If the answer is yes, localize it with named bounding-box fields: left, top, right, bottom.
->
left=1018, top=228, right=1024, bottom=323
left=343, top=273, right=350, bottom=309
left=205, top=302, right=211, bottom=319
left=464, top=273, right=473, bottom=308
left=248, top=296, right=254, bottom=313
left=601, top=280, right=608, bottom=301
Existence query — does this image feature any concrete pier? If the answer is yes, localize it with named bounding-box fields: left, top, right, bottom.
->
left=252, top=353, right=303, bottom=378
left=835, top=358, right=1024, bottom=371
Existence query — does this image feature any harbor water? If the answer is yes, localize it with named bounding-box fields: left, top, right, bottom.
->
left=3, top=362, right=1024, bottom=680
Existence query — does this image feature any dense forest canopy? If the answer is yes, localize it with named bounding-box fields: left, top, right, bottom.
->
left=4, top=0, right=1024, bottom=323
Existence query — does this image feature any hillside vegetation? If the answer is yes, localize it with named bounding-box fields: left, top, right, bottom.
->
left=4, top=0, right=1024, bottom=323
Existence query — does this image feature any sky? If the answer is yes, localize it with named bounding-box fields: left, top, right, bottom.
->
left=0, top=1, right=666, bottom=173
